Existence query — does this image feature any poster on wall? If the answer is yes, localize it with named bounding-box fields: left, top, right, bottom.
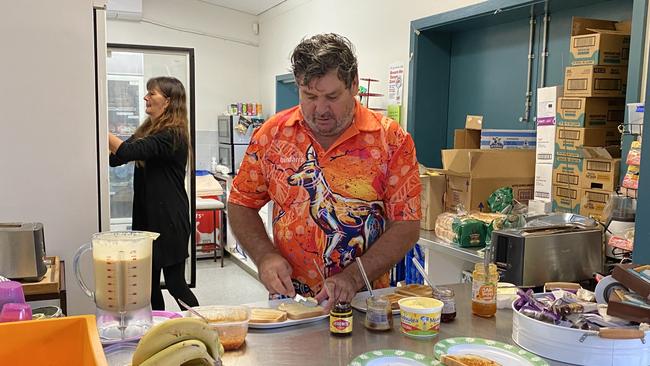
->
left=388, top=62, right=404, bottom=105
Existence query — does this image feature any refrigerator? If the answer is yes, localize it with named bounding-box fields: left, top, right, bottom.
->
left=217, top=114, right=263, bottom=174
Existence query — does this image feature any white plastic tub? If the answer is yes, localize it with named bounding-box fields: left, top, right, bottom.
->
left=512, top=300, right=649, bottom=366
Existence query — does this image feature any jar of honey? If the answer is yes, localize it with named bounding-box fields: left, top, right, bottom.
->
left=471, top=263, right=498, bottom=318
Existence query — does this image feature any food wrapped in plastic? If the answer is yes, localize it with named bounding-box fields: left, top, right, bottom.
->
left=435, top=212, right=487, bottom=247
left=487, top=187, right=513, bottom=212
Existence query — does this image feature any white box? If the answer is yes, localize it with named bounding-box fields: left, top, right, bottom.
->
left=534, top=163, right=553, bottom=202
left=627, top=103, right=644, bottom=135
left=480, top=129, right=536, bottom=149
left=536, top=86, right=563, bottom=126
left=528, top=199, right=553, bottom=215
left=535, top=125, right=556, bottom=164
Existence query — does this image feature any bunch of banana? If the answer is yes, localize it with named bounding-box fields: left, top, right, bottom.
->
left=132, top=317, right=224, bottom=366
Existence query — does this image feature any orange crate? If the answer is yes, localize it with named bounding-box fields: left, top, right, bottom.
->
left=0, top=315, right=107, bottom=365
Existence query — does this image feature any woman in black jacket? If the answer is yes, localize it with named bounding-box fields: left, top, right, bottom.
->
left=108, top=76, right=198, bottom=310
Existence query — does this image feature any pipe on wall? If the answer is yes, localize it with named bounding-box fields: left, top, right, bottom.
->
left=539, top=1, right=550, bottom=88
left=520, top=5, right=536, bottom=123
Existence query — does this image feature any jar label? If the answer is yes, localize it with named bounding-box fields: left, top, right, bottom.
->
left=330, top=316, right=353, bottom=333
left=472, top=281, right=496, bottom=304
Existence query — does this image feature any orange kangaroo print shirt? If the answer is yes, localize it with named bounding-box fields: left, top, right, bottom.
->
left=229, top=100, right=422, bottom=297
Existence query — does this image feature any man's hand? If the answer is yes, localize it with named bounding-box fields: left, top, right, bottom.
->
left=314, top=270, right=360, bottom=311
left=257, top=252, right=295, bottom=297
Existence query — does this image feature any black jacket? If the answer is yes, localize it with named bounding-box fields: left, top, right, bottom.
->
left=110, top=129, right=190, bottom=267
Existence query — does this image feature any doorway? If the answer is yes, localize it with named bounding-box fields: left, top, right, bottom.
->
left=106, top=44, right=197, bottom=286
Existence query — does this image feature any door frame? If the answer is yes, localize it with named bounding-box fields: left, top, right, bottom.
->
left=106, top=43, right=197, bottom=287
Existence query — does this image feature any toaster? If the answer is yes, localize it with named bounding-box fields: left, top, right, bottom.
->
left=0, top=223, right=47, bottom=281
left=492, top=224, right=602, bottom=287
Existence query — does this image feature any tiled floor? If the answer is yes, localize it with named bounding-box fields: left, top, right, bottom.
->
left=161, top=256, right=268, bottom=311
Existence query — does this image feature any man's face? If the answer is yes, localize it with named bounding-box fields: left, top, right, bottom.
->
left=298, top=70, right=358, bottom=138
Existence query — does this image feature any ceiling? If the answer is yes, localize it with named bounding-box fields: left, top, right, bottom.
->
left=200, top=0, right=286, bottom=15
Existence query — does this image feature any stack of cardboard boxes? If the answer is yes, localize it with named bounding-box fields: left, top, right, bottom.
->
left=550, top=17, right=629, bottom=221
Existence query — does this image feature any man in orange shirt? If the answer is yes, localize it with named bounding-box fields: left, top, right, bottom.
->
left=228, top=33, right=421, bottom=309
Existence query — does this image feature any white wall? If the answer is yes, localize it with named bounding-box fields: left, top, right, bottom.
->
left=107, top=0, right=261, bottom=131
left=0, top=1, right=100, bottom=315
left=257, top=0, right=486, bottom=127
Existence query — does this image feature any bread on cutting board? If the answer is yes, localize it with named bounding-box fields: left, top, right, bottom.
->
left=250, top=308, right=287, bottom=323
left=277, top=302, right=325, bottom=320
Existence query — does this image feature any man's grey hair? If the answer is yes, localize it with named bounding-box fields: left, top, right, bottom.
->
left=291, top=33, right=358, bottom=90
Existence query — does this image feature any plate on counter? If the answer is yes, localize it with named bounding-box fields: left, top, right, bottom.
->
left=244, top=299, right=329, bottom=329
left=349, top=349, right=440, bottom=366
left=351, top=287, right=401, bottom=315
left=434, top=337, right=549, bottom=366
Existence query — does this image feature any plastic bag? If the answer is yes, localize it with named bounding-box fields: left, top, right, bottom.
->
left=487, top=187, right=513, bottom=212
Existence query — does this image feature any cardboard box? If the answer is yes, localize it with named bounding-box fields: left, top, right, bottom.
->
left=605, top=127, right=622, bottom=145
left=466, top=115, right=483, bottom=130
left=454, top=129, right=481, bottom=149
left=555, top=127, right=611, bottom=158
left=528, top=199, right=553, bottom=215
left=570, top=17, right=630, bottom=66
left=552, top=184, right=581, bottom=214
left=441, top=149, right=535, bottom=212
left=564, top=65, right=627, bottom=97
left=553, top=155, right=583, bottom=186
left=534, top=163, right=553, bottom=202
left=556, top=97, right=625, bottom=127
left=536, top=86, right=563, bottom=125
left=480, top=129, right=536, bottom=149
left=536, top=125, right=556, bottom=164
left=420, top=172, right=446, bottom=230
left=580, top=188, right=614, bottom=221
left=581, top=146, right=621, bottom=191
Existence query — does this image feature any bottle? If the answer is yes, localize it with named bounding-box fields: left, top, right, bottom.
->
left=364, top=296, right=392, bottom=331
left=433, top=287, right=456, bottom=322
left=211, top=157, right=218, bottom=174
left=471, top=263, right=498, bottom=318
left=330, top=302, right=353, bottom=336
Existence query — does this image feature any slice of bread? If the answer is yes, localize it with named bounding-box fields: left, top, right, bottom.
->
left=277, top=302, right=325, bottom=320
left=440, top=354, right=501, bottom=366
left=249, top=308, right=287, bottom=323
left=384, top=292, right=409, bottom=310
left=395, top=284, right=434, bottom=298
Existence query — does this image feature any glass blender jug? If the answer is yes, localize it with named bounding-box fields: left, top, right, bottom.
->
left=73, top=231, right=159, bottom=342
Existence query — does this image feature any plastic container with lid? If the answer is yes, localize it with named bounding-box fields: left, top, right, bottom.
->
left=398, top=297, right=443, bottom=338
left=471, top=263, right=498, bottom=318
left=188, top=305, right=250, bottom=351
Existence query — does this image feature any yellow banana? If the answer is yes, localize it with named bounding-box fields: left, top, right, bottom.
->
left=132, top=317, right=220, bottom=366
left=139, top=339, right=215, bottom=366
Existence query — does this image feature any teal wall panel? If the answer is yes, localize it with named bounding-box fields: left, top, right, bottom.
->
left=408, top=32, right=451, bottom=168
left=275, top=73, right=299, bottom=113
left=446, top=17, right=536, bottom=145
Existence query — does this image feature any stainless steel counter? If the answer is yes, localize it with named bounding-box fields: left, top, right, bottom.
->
left=221, top=283, right=570, bottom=366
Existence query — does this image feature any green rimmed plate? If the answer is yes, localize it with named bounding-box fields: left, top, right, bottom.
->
left=434, top=337, right=549, bottom=366
left=349, top=349, right=441, bottom=366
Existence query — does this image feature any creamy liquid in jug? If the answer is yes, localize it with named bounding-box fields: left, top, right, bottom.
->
left=93, top=252, right=151, bottom=312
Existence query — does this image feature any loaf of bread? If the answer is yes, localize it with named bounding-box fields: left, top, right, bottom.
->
left=249, top=308, right=287, bottom=323
left=441, top=354, right=501, bottom=366
left=395, top=284, right=434, bottom=298
left=277, top=302, right=325, bottom=320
